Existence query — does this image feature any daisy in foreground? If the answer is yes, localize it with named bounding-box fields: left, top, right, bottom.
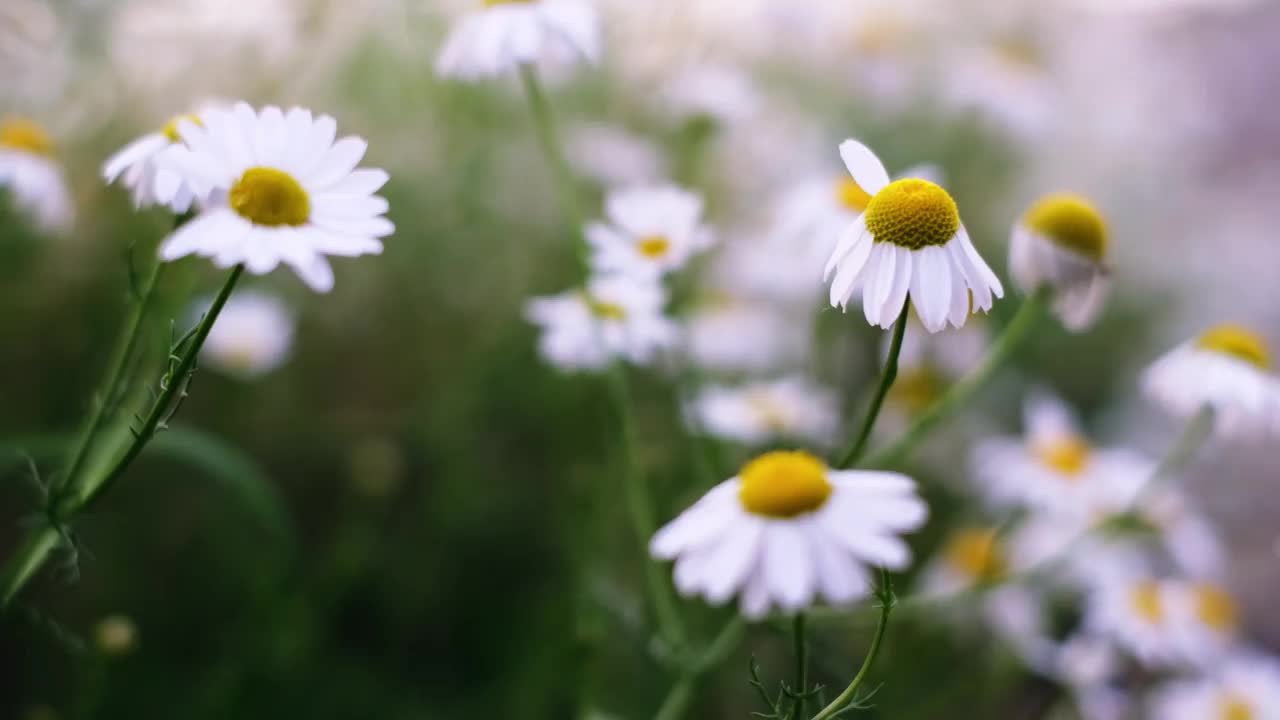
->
left=155, top=103, right=392, bottom=293
left=1009, top=192, right=1110, bottom=331
left=1150, top=653, right=1280, bottom=720
left=197, top=291, right=294, bottom=379
left=587, top=184, right=714, bottom=278
left=103, top=111, right=212, bottom=212
left=0, top=115, right=73, bottom=231
left=824, top=139, right=1003, bottom=332
left=1143, top=323, right=1280, bottom=437
left=435, top=0, right=600, bottom=81
left=525, top=274, right=678, bottom=371
left=650, top=450, right=927, bottom=618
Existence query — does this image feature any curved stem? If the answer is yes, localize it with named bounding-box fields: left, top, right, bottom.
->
left=837, top=303, right=910, bottom=469
left=654, top=675, right=696, bottom=720
left=0, top=526, right=61, bottom=608
left=653, top=617, right=746, bottom=720
left=863, top=289, right=1049, bottom=469
left=518, top=63, right=588, bottom=273
left=790, top=613, right=809, bottom=719
left=810, top=571, right=894, bottom=720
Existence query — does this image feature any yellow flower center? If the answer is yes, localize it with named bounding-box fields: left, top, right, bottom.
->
left=1022, top=193, right=1108, bottom=261
left=745, top=391, right=788, bottom=432
left=738, top=450, right=833, bottom=518
left=994, top=37, right=1043, bottom=70
left=1130, top=581, right=1164, bottom=623
left=1195, top=584, right=1238, bottom=632
left=229, top=167, right=311, bottom=227
left=162, top=113, right=203, bottom=143
left=835, top=177, right=873, bottom=213
left=1033, top=434, right=1090, bottom=476
left=1220, top=696, right=1254, bottom=720
left=889, top=366, right=945, bottom=415
left=0, top=117, right=54, bottom=156
left=944, top=528, right=1006, bottom=582
left=587, top=296, right=626, bottom=320
left=864, top=178, right=961, bottom=250
left=1197, top=324, right=1271, bottom=370
left=636, top=235, right=671, bottom=259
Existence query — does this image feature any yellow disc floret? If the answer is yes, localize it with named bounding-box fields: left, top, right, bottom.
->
left=0, top=116, right=54, bottom=156
left=889, top=366, right=945, bottom=416
left=1130, top=581, right=1164, bottom=623
left=1219, top=696, right=1255, bottom=720
left=835, top=177, right=873, bottom=213
left=1198, top=324, right=1271, bottom=370
left=944, top=528, right=1007, bottom=582
left=162, top=114, right=203, bottom=143
left=230, top=167, right=311, bottom=227
left=738, top=450, right=832, bottom=518
left=1033, top=434, right=1090, bottom=477
left=1195, top=583, right=1238, bottom=632
left=636, top=235, right=671, bottom=259
left=1022, top=193, right=1107, bottom=261
left=863, top=178, right=960, bottom=250
left=586, top=295, right=626, bottom=320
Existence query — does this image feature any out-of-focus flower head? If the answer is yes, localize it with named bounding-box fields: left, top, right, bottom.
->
left=198, top=290, right=294, bottom=379
left=0, top=115, right=73, bottom=232
left=1149, top=652, right=1280, bottom=720
left=689, top=377, right=839, bottom=448
left=567, top=123, right=667, bottom=188
left=587, top=184, right=714, bottom=278
left=651, top=450, right=927, bottom=618
left=435, top=0, right=600, bottom=81
left=525, top=274, right=678, bottom=371
left=103, top=109, right=221, bottom=212
left=684, top=294, right=811, bottom=375
left=1010, top=192, right=1111, bottom=331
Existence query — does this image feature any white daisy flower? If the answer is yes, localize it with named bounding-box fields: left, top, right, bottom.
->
left=689, top=377, right=838, bottom=448
left=102, top=113, right=208, bottom=212
left=1138, top=486, right=1226, bottom=580
left=685, top=295, right=810, bottom=374
left=1166, top=580, right=1240, bottom=666
left=889, top=313, right=990, bottom=379
left=971, top=392, right=1151, bottom=517
left=1085, top=574, right=1183, bottom=668
left=1009, top=192, right=1111, bottom=331
left=197, top=290, right=294, bottom=378
left=1143, top=324, right=1280, bottom=437
left=587, top=184, right=714, bottom=278
left=525, top=274, right=679, bottom=371
left=941, top=36, right=1059, bottom=142
left=823, top=139, right=1003, bottom=332
left=154, top=103, right=392, bottom=293
left=660, top=63, right=760, bottom=128
left=650, top=450, right=927, bottom=618
left=0, top=115, right=72, bottom=232
left=1052, top=636, right=1131, bottom=720
left=1150, top=653, right=1280, bottom=720
left=435, top=0, right=600, bottom=81
left=567, top=123, right=666, bottom=188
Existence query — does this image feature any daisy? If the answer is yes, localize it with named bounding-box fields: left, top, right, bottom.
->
left=1150, top=653, right=1280, bottom=720
left=890, top=312, right=990, bottom=379
left=823, top=139, right=1003, bottom=332
left=684, top=295, right=810, bottom=374
left=971, top=391, right=1152, bottom=517
left=154, top=103, right=392, bottom=293
left=102, top=112, right=209, bottom=212
left=525, top=274, right=679, bottom=371
left=660, top=63, right=761, bottom=128
left=435, top=0, right=600, bottom=81
left=197, top=290, right=294, bottom=378
left=587, top=184, right=714, bottom=278
left=1137, top=486, right=1225, bottom=580
left=1085, top=575, right=1184, bottom=667
left=650, top=450, right=927, bottom=618
left=0, top=115, right=72, bottom=232
left=1009, top=192, right=1111, bottom=331
left=920, top=527, right=1008, bottom=597
left=689, top=377, right=838, bottom=448
left=1143, top=324, right=1280, bottom=437
left=567, top=123, right=666, bottom=188
left=1166, top=580, right=1240, bottom=665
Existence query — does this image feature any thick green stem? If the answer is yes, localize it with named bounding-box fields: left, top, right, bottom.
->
left=0, top=526, right=61, bottom=608
left=607, top=364, right=686, bottom=650
left=654, top=675, right=696, bottom=720
left=863, top=289, right=1049, bottom=469
left=518, top=63, right=588, bottom=272
left=837, top=303, right=910, bottom=469
left=810, top=571, right=894, bottom=720
left=790, top=613, right=809, bottom=719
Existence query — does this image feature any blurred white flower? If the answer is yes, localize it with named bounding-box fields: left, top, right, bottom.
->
left=1051, top=636, right=1131, bottom=720
left=941, top=35, right=1059, bottom=141
left=890, top=313, right=989, bottom=379
left=1143, top=324, right=1280, bottom=438
left=824, top=139, right=1003, bottom=332
left=435, top=0, right=599, bottom=81
left=0, top=116, right=72, bottom=232
left=1150, top=653, right=1280, bottom=720
left=971, top=392, right=1152, bottom=517
left=690, top=377, right=839, bottom=448
left=1085, top=575, right=1184, bottom=668
left=587, top=185, right=714, bottom=278
left=1166, top=580, right=1240, bottom=666
left=650, top=450, right=927, bottom=618
left=1138, top=486, right=1226, bottom=580
left=684, top=296, right=811, bottom=374
left=707, top=237, right=825, bottom=306
left=198, top=291, right=294, bottom=378
left=1010, top=192, right=1111, bottom=331
left=525, top=274, right=678, bottom=371
left=102, top=113, right=211, bottom=212
left=156, top=103, right=392, bottom=293
left=567, top=124, right=667, bottom=187
left=920, top=527, right=1007, bottom=596
left=660, top=63, right=760, bottom=127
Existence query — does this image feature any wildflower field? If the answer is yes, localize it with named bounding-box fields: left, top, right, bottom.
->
left=3, top=1, right=1280, bottom=718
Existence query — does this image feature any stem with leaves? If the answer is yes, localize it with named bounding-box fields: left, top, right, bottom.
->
left=809, top=571, right=895, bottom=720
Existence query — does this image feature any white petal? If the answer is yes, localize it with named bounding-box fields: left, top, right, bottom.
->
left=823, top=214, right=868, bottom=280
left=763, top=523, right=816, bottom=611
left=880, top=245, right=912, bottom=327
left=102, top=134, right=167, bottom=182
left=324, top=168, right=389, bottom=197
left=911, top=246, right=951, bottom=333
left=288, top=253, right=335, bottom=293
left=828, top=232, right=873, bottom=309
left=811, top=527, right=869, bottom=604
left=307, top=137, right=369, bottom=190
left=838, top=139, right=890, bottom=195
left=862, top=242, right=893, bottom=325
left=703, top=521, right=765, bottom=604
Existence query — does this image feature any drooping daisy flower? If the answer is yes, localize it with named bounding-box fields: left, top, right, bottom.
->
left=435, top=0, right=600, bottom=81
left=525, top=274, right=679, bottom=371
left=824, top=139, right=1003, bottom=332
left=0, top=115, right=72, bottom=231
left=689, top=377, right=838, bottom=448
left=102, top=112, right=209, bottom=212
left=587, top=185, right=714, bottom=278
left=971, top=392, right=1151, bottom=517
left=1143, top=324, right=1280, bottom=437
left=1009, top=193, right=1110, bottom=331
left=154, top=103, right=392, bottom=293
left=650, top=450, right=927, bottom=618
left=1150, top=653, right=1280, bottom=720
left=197, top=290, right=294, bottom=378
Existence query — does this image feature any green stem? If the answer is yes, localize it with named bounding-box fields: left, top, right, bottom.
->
left=809, top=571, right=894, bottom=720
left=836, top=303, right=910, bottom=468
left=1137, top=405, right=1215, bottom=502
left=654, top=675, right=696, bottom=720
left=607, top=364, right=686, bottom=651
left=863, top=289, right=1049, bottom=469
left=0, top=525, right=61, bottom=608
left=790, top=613, right=809, bottom=719
left=653, top=617, right=746, bottom=720
left=518, top=63, right=588, bottom=272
